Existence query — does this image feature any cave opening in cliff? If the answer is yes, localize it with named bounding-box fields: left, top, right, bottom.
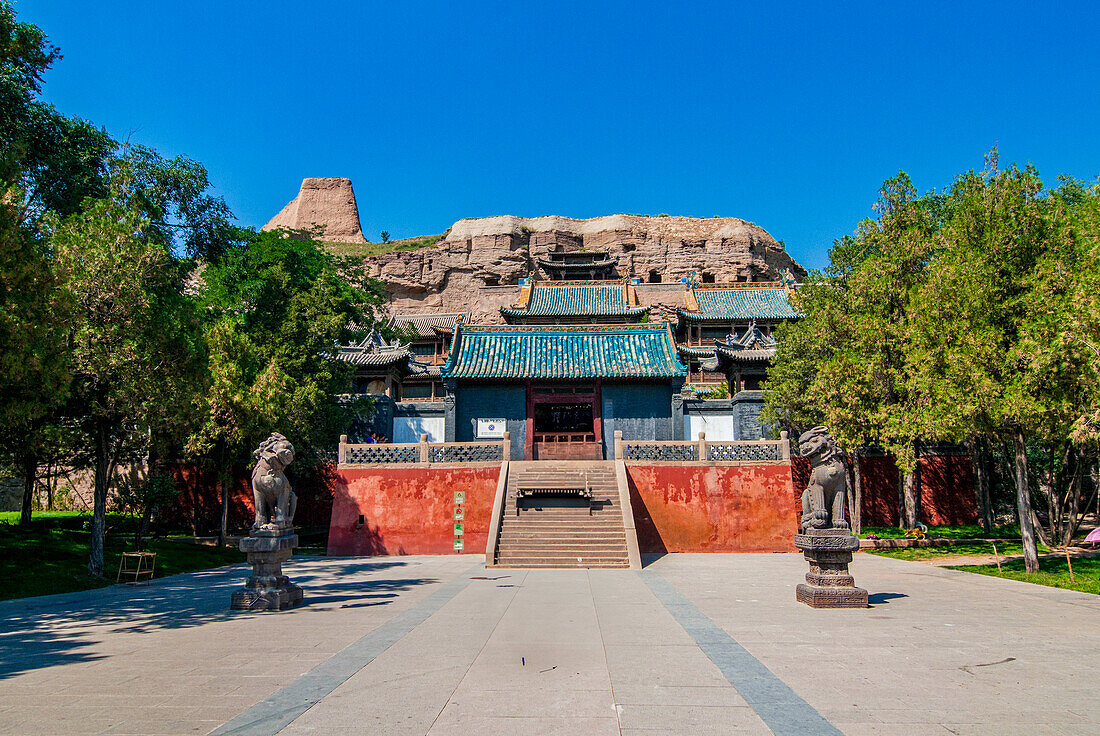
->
left=648, top=270, right=661, bottom=283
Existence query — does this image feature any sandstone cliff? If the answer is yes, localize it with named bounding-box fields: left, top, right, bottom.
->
left=263, top=179, right=808, bottom=324
left=363, top=215, right=807, bottom=322
left=264, top=178, right=367, bottom=243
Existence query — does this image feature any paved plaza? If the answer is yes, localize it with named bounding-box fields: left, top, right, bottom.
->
left=0, top=553, right=1097, bottom=736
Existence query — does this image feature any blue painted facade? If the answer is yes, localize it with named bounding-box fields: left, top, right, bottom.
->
left=454, top=383, right=527, bottom=460
left=601, top=382, right=675, bottom=449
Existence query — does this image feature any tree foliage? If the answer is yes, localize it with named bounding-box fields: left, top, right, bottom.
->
left=765, top=152, right=1100, bottom=570
left=51, top=188, right=202, bottom=576
left=187, top=229, right=386, bottom=541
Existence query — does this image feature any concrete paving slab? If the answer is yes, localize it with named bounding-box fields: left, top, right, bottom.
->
left=0, top=552, right=1097, bottom=735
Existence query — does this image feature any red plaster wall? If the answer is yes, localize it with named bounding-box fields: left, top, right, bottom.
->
left=791, top=454, right=977, bottom=527
left=918, top=455, right=978, bottom=526
left=165, top=463, right=335, bottom=535
left=626, top=464, right=799, bottom=553
left=328, top=466, right=501, bottom=556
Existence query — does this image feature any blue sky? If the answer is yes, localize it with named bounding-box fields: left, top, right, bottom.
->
left=19, top=1, right=1100, bottom=270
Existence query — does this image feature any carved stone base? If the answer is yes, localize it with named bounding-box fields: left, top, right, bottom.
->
left=231, top=581, right=304, bottom=611
left=794, top=528, right=868, bottom=609
left=796, top=583, right=868, bottom=608
left=230, top=532, right=304, bottom=612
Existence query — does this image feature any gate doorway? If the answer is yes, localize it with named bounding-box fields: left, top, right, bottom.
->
left=526, top=381, right=603, bottom=460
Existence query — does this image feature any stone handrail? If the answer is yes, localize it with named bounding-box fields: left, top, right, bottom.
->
left=338, top=433, right=509, bottom=466
left=614, top=430, right=790, bottom=464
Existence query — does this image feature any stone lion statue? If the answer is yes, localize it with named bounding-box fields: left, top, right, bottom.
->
left=251, top=433, right=297, bottom=530
left=798, top=426, right=849, bottom=531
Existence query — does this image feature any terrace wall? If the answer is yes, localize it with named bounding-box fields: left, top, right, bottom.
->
left=625, top=463, right=798, bottom=553
left=328, top=465, right=500, bottom=556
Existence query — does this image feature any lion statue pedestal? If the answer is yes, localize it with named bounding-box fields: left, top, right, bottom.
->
left=231, top=433, right=304, bottom=612
left=794, top=427, right=867, bottom=609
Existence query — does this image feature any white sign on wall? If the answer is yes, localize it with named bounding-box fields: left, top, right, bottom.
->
left=685, top=414, right=736, bottom=441
left=393, top=416, right=445, bottom=444
left=476, top=418, right=506, bottom=439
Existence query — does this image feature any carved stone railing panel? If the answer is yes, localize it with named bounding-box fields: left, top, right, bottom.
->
left=344, top=444, right=420, bottom=464
left=706, top=442, right=781, bottom=462
left=428, top=443, right=505, bottom=463
left=623, top=443, right=700, bottom=462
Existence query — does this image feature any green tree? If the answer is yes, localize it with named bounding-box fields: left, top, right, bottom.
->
left=908, top=160, right=1100, bottom=567
left=0, top=200, right=70, bottom=523
left=0, top=1, right=112, bottom=525
left=188, top=229, right=386, bottom=543
left=52, top=188, right=201, bottom=577
left=765, top=174, right=941, bottom=528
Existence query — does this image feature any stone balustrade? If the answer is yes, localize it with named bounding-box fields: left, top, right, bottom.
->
left=338, top=433, right=509, bottom=466
left=615, top=430, right=790, bottom=464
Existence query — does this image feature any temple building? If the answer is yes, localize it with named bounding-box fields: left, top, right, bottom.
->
left=501, top=280, right=649, bottom=325
left=338, top=266, right=802, bottom=456
left=537, top=250, right=619, bottom=280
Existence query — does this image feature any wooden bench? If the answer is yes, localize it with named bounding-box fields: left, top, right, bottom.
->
left=515, top=473, right=594, bottom=514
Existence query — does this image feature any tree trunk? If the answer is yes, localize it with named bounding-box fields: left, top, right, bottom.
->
left=914, top=441, right=923, bottom=525
left=1012, top=428, right=1040, bottom=573
left=972, top=438, right=994, bottom=532
left=19, top=454, right=37, bottom=525
left=46, top=460, right=55, bottom=511
left=851, top=451, right=863, bottom=535
left=897, top=467, right=906, bottom=528
left=902, top=471, right=920, bottom=529
left=87, top=421, right=112, bottom=578
left=218, top=469, right=230, bottom=548
left=136, top=499, right=153, bottom=552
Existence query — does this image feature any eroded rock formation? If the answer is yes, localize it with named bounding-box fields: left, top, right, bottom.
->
left=264, top=178, right=367, bottom=243
left=263, top=179, right=808, bottom=323
left=366, top=215, right=807, bottom=322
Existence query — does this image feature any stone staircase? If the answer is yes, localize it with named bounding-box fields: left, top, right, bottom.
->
left=493, top=461, right=631, bottom=569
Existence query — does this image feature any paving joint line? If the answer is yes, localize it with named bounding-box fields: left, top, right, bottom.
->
left=209, top=561, right=485, bottom=736
left=587, top=569, right=625, bottom=735
left=423, top=570, right=528, bottom=734
left=640, top=569, right=843, bottom=736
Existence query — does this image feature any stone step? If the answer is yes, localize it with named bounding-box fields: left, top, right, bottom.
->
left=500, top=520, right=625, bottom=527
left=495, top=552, right=630, bottom=560
left=499, top=531, right=627, bottom=539
left=508, top=509, right=620, bottom=516
left=497, top=547, right=628, bottom=555
left=499, top=536, right=629, bottom=543
left=493, top=559, right=629, bottom=568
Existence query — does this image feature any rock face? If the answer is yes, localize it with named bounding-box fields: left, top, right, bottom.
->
left=365, top=215, right=807, bottom=322
left=264, top=178, right=367, bottom=243
left=262, top=179, right=808, bottom=323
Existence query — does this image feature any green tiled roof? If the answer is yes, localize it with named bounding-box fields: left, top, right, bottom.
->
left=441, top=324, right=686, bottom=379
left=502, top=283, right=649, bottom=317
left=679, top=286, right=800, bottom=321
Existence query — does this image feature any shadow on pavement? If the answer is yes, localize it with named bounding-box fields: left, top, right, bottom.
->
left=0, top=558, right=437, bottom=681
left=868, top=591, right=908, bottom=606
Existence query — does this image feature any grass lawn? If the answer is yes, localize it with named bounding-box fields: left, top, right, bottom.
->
left=866, top=539, right=1047, bottom=562
left=861, top=524, right=1021, bottom=540
left=947, top=556, right=1100, bottom=596
left=0, top=512, right=245, bottom=601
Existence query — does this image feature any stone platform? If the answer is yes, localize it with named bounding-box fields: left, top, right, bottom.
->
left=230, top=530, right=303, bottom=612
left=794, top=528, right=868, bottom=608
